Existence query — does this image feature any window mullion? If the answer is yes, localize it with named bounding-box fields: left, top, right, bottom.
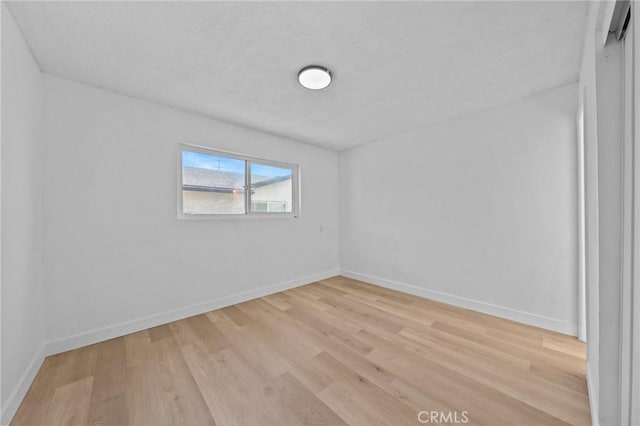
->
left=245, top=160, right=251, bottom=215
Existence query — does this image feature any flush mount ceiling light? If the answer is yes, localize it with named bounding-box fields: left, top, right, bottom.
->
left=298, top=65, right=332, bottom=90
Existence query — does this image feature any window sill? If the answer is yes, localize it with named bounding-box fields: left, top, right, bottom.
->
left=178, top=213, right=298, bottom=220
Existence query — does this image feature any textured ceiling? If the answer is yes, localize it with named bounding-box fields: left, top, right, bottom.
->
left=6, top=1, right=588, bottom=151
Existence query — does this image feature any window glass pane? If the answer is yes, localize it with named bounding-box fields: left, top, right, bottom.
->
left=251, top=201, right=268, bottom=212
left=250, top=163, right=293, bottom=213
left=182, top=150, right=245, bottom=214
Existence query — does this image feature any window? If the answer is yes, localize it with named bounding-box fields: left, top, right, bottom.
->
left=179, top=144, right=298, bottom=217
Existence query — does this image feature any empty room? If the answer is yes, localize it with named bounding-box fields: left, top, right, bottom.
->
left=1, top=1, right=638, bottom=425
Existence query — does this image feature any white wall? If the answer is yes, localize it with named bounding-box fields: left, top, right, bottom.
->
left=1, top=4, right=45, bottom=423
left=41, top=75, right=339, bottom=348
left=340, top=84, right=578, bottom=335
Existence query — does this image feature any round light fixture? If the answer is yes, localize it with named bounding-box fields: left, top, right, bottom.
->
left=298, top=65, right=332, bottom=90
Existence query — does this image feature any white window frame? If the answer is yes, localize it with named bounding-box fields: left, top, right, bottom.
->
left=177, top=143, right=300, bottom=219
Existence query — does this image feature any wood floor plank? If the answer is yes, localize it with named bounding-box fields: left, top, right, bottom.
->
left=285, top=306, right=375, bottom=356
left=180, top=343, right=264, bottom=426
left=123, top=330, right=153, bottom=368
left=49, top=344, right=99, bottom=388
left=342, top=292, right=436, bottom=328
left=542, top=336, right=588, bottom=359
left=170, top=314, right=230, bottom=353
left=283, top=288, right=333, bottom=311
left=319, top=295, right=407, bottom=335
left=529, top=363, right=589, bottom=394
left=11, top=276, right=590, bottom=426
left=234, top=300, right=334, bottom=393
left=88, top=393, right=129, bottom=426
left=261, top=292, right=295, bottom=311
left=312, top=351, right=418, bottom=425
left=431, top=321, right=586, bottom=375
left=271, top=372, right=348, bottom=426
left=213, top=314, right=291, bottom=380
left=48, top=376, right=94, bottom=426
left=387, top=379, right=473, bottom=425
left=398, top=326, right=532, bottom=371
left=148, top=324, right=174, bottom=343
left=219, top=305, right=253, bottom=327
left=181, top=344, right=289, bottom=426
left=236, top=298, right=324, bottom=359
left=317, top=383, right=391, bottom=426
left=127, top=337, right=215, bottom=426
left=87, top=338, right=129, bottom=426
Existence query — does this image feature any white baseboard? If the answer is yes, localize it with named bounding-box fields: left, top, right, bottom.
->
left=340, top=270, right=577, bottom=336
left=587, top=362, right=599, bottom=426
left=1, top=344, right=46, bottom=426
left=44, top=268, right=339, bottom=356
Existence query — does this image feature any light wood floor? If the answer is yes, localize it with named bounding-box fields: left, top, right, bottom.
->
left=12, top=276, right=590, bottom=426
